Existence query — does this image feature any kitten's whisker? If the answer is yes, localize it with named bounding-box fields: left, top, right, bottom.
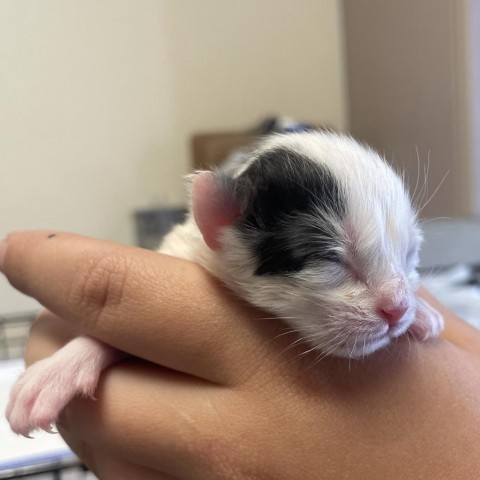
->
left=417, top=170, right=449, bottom=214
left=411, top=145, right=421, bottom=203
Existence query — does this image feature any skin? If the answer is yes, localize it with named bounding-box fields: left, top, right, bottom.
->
left=1, top=230, right=480, bottom=479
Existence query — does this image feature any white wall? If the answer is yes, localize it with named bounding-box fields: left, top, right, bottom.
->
left=0, top=0, right=346, bottom=313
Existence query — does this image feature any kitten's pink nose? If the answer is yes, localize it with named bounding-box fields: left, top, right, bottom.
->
left=379, top=305, right=408, bottom=326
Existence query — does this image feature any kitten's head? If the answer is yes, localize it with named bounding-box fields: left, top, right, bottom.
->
left=192, top=132, right=422, bottom=358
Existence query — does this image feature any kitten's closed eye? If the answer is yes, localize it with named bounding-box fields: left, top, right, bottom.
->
left=319, top=251, right=345, bottom=265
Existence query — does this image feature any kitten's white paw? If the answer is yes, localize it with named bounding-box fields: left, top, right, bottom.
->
left=6, top=336, right=120, bottom=437
left=6, top=355, right=99, bottom=437
left=409, top=296, right=444, bottom=341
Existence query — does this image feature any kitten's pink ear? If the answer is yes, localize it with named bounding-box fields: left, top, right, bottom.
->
left=191, top=171, right=241, bottom=251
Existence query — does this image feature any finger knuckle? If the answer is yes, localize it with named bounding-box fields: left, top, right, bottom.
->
left=68, top=254, right=128, bottom=330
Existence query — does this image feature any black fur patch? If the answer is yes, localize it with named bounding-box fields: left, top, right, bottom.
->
left=235, top=147, right=346, bottom=276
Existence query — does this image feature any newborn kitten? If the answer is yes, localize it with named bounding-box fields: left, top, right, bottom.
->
left=6, top=132, right=443, bottom=435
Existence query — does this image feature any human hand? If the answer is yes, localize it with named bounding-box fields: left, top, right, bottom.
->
left=2, top=231, right=480, bottom=479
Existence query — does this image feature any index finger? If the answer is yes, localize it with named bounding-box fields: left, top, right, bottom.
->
left=0, top=231, right=273, bottom=385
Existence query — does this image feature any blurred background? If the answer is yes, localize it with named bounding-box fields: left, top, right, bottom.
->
left=1, top=0, right=479, bottom=313
left=0, top=0, right=479, bottom=477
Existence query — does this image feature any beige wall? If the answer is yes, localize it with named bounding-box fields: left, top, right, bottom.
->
left=0, top=0, right=346, bottom=313
left=469, top=0, right=480, bottom=213
left=344, top=0, right=472, bottom=218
